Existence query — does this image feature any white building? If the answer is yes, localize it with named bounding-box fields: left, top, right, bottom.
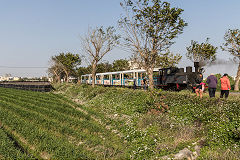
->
left=0, top=75, right=20, bottom=81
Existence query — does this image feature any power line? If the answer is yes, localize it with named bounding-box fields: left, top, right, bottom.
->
left=0, top=66, right=48, bottom=69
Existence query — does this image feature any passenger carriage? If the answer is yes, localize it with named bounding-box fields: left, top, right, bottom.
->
left=80, top=68, right=160, bottom=88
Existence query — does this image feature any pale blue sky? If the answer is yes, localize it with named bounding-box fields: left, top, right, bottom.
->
left=0, top=0, right=239, bottom=77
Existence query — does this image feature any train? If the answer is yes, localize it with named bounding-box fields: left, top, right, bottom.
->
left=80, top=62, right=203, bottom=90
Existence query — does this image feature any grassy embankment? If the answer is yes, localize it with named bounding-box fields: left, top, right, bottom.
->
left=54, top=83, right=240, bottom=159
left=0, top=84, right=240, bottom=159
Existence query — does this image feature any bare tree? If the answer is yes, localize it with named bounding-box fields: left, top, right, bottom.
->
left=119, top=0, right=187, bottom=90
left=222, top=29, right=240, bottom=91
left=81, top=26, right=120, bottom=87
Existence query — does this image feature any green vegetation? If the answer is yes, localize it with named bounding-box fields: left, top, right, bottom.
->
left=55, top=84, right=240, bottom=159
left=48, top=52, right=81, bottom=83
left=0, top=87, right=128, bottom=159
left=164, top=91, right=240, bottom=145
left=55, top=84, right=197, bottom=159
left=186, top=38, right=218, bottom=66
left=0, top=128, right=31, bottom=159
left=1, top=84, right=240, bottom=159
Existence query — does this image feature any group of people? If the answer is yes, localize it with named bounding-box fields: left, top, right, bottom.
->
left=195, top=73, right=231, bottom=99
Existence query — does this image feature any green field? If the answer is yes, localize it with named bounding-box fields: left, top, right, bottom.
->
left=0, top=128, right=31, bottom=159
left=0, top=87, right=128, bottom=159
left=1, top=85, right=240, bottom=159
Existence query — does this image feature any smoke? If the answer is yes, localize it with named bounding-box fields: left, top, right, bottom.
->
left=208, top=58, right=238, bottom=66
left=202, top=58, right=238, bottom=77
left=198, top=61, right=207, bottom=67
left=197, top=58, right=237, bottom=69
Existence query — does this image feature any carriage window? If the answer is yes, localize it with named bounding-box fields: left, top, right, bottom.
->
left=104, top=75, right=109, bottom=79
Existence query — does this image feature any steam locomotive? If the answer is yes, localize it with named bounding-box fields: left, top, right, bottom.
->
left=81, top=62, right=203, bottom=90
left=157, top=62, right=203, bottom=90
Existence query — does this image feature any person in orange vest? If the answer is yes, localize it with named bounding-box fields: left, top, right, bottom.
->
left=220, top=73, right=231, bottom=99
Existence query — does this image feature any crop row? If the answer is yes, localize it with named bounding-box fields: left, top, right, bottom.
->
left=0, top=92, right=122, bottom=144
left=60, top=91, right=137, bottom=134
left=56, top=93, right=129, bottom=135
left=0, top=88, right=126, bottom=145
left=0, top=88, right=70, bottom=107
left=0, top=106, right=91, bottom=159
left=0, top=128, right=31, bottom=159
left=0, top=87, right=128, bottom=142
left=0, top=98, right=102, bottom=146
left=0, top=87, right=127, bottom=159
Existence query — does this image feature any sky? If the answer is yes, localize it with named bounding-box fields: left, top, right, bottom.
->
left=0, top=0, right=239, bottom=77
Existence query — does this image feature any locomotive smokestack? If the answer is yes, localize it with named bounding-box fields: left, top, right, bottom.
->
left=194, top=62, right=199, bottom=73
